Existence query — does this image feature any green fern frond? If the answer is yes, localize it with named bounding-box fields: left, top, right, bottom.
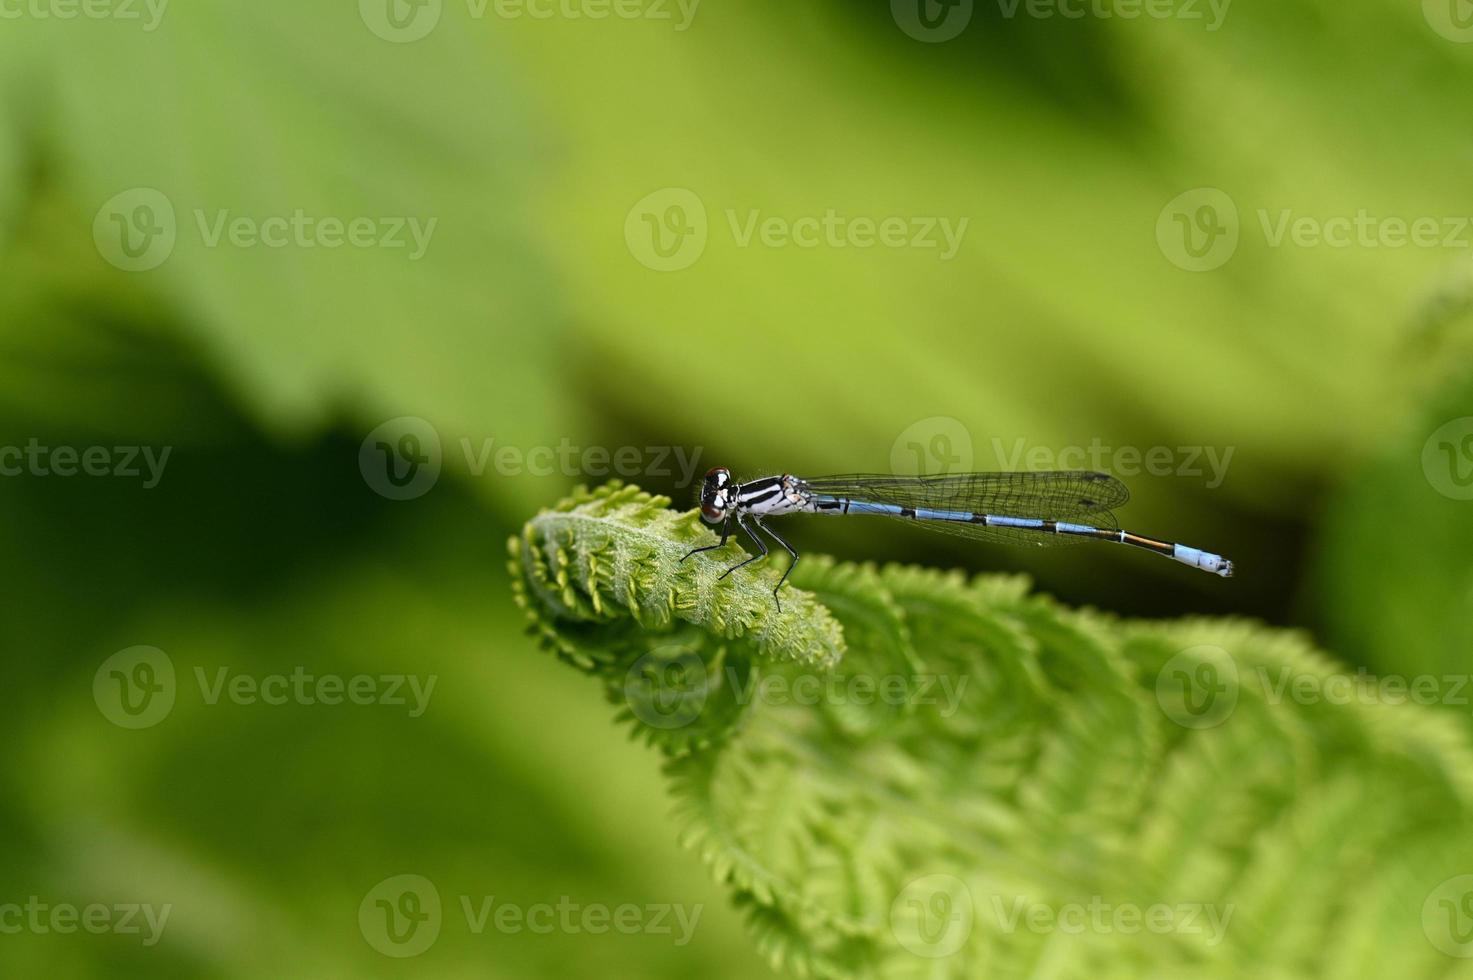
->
left=510, top=483, right=1473, bottom=980
left=509, top=482, right=844, bottom=670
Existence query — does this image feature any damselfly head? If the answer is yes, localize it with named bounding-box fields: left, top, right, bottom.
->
left=699, top=467, right=733, bottom=523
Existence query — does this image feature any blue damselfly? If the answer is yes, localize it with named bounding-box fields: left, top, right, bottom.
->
left=682, top=469, right=1233, bottom=609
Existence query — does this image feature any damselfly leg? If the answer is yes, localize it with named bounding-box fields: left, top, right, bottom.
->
left=681, top=518, right=732, bottom=562
left=719, top=514, right=769, bottom=580
left=754, top=516, right=800, bottom=611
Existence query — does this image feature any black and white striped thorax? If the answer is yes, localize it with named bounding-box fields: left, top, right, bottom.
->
left=732, top=474, right=817, bottom=516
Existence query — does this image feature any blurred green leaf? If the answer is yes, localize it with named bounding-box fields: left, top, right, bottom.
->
left=0, top=443, right=762, bottom=979
left=1317, top=369, right=1473, bottom=683
left=0, top=4, right=575, bottom=513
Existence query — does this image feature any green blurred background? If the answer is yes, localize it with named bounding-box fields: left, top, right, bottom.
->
left=1, top=0, right=1471, bottom=975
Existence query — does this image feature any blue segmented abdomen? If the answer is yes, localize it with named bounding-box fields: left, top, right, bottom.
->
left=807, top=493, right=1232, bottom=577
left=842, top=500, right=906, bottom=517
left=817, top=497, right=1053, bottom=530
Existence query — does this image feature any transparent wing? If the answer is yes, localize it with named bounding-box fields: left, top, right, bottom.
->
left=801, top=471, right=1128, bottom=517
left=800, top=471, right=1128, bottom=549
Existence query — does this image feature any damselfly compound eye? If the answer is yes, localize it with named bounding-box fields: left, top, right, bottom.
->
left=698, top=467, right=732, bottom=523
